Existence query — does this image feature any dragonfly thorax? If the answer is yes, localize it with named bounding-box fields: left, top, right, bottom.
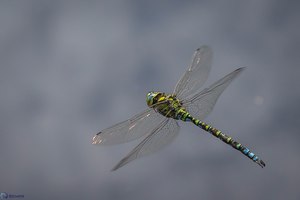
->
left=146, top=91, right=184, bottom=119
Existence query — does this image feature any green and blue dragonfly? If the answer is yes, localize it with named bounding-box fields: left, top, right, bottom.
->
left=92, top=46, right=265, bottom=171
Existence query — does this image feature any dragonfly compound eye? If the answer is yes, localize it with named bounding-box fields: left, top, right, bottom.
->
left=146, top=92, right=154, bottom=106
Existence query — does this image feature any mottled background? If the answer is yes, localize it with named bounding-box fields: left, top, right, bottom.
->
left=1, top=1, right=299, bottom=200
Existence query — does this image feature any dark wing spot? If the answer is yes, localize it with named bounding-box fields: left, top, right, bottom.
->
left=96, top=131, right=102, bottom=135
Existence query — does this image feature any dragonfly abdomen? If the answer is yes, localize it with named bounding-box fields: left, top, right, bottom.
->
left=185, top=115, right=266, bottom=168
left=175, top=108, right=192, bottom=121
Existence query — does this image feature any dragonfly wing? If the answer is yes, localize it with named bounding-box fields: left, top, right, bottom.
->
left=92, top=109, right=165, bottom=145
left=173, top=46, right=213, bottom=99
left=112, top=119, right=180, bottom=171
left=182, top=68, right=245, bottom=120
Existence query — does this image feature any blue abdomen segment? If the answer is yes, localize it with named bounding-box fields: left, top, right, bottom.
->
left=239, top=147, right=264, bottom=166
left=242, top=148, right=256, bottom=159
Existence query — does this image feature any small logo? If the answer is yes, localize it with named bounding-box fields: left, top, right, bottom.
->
left=0, top=193, right=8, bottom=199
left=0, top=192, right=24, bottom=199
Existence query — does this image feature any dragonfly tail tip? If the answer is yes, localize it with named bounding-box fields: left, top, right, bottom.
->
left=256, top=159, right=266, bottom=168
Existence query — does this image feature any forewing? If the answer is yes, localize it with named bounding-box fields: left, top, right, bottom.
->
left=92, top=109, right=165, bottom=145
left=112, top=119, right=180, bottom=171
left=182, top=68, right=245, bottom=120
left=173, top=46, right=213, bottom=99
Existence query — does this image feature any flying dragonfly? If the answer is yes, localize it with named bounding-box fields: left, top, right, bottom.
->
left=92, top=46, right=265, bottom=171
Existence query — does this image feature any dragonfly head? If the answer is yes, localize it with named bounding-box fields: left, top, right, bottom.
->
left=146, top=91, right=163, bottom=107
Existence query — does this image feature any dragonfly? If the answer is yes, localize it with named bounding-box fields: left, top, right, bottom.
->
left=92, top=46, right=265, bottom=171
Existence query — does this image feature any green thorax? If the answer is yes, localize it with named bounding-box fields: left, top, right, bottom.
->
left=146, top=92, right=189, bottom=120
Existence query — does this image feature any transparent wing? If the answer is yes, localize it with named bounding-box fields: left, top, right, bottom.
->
left=92, top=108, right=165, bottom=145
left=182, top=68, right=245, bottom=120
left=112, top=119, right=180, bottom=171
left=173, top=46, right=213, bottom=99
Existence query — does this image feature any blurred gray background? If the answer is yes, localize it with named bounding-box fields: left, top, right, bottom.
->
left=1, top=0, right=299, bottom=200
